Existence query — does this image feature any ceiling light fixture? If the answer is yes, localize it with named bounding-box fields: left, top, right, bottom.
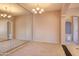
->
left=32, top=4, right=44, bottom=14
left=32, top=8, right=44, bottom=14
left=8, top=15, right=12, bottom=18
left=0, top=7, right=12, bottom=19
left=39, top=11, right=42, bottom=14
left=36, top=7, right=40, bottom=11
left=32, top=9, right=35, bottom=11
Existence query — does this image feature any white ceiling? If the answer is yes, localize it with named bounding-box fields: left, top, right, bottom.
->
left=65, top=4, right=79, bottom=16
left=20, top=3, right=62, bottom=12
left=0, top=3, right=79, bottom=16
left=0, top=3, right=27, bottom=16
left=0, top=3, right=63, bottom=16
left=69, top=3, right=79, bottom=9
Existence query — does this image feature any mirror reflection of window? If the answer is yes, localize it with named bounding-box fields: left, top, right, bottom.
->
left=73, top=16, right=79, bottom=44
left=65, top=21, right=72, bottom=43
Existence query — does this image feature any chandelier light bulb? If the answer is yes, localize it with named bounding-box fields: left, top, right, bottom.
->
left=39, top=11, right=42, bottom=14
left=32, top=9, right=35, bottom=11
left=8, top=15, right=12, bottom=18
left=41, top=9, right=44, bottom=12
left=1, top=14, right=3, bottom=16
left=36, top=7, right=40, bottom=11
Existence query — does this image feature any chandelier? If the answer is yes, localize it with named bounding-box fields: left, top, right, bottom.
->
left=32, top=4, right=44, bottom=14
left=0, top=13, right=12, bottom=18
left=0, top=7, right=12, bottom=19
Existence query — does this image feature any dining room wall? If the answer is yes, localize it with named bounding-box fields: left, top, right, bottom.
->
left=14, top=13, right=33, bottom=40
left=32, top=11, right=61, bottom=43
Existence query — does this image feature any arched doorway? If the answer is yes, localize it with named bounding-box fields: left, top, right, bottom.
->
left=7, top=20, right=13, bottom=40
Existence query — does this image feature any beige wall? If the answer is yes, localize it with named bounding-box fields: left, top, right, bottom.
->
left=15, top=11, right=61, bottom=43
left=33, top=11, right=60, bottom=43
left=15, top=13, right=33, bottom=40
left=0, top=20, right=7, bottom=40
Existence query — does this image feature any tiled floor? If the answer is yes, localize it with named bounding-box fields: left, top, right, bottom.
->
left=0, top=40, right=27, bottom=53
left=66, top=43, right=79, bottom=56
left=8, top=41, right=65, bottom=56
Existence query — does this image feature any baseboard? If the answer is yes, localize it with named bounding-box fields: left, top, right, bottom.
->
left=29, top=40, right=60, bottom=44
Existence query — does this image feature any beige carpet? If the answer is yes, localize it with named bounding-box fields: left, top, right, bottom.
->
left=8, top=41, right=65, bottom=56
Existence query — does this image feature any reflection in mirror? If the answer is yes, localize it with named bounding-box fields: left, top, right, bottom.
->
left=65, top=21, right=72, bottom=44
left=0, top=12, right=32, bottom=55
left=73, top=16, right=79, bottom=44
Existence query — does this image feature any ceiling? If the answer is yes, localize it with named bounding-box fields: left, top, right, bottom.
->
left=0, top=3, right=79, bottom=16
left=0, top=3, right=63, bottom=16
left=69, top=3, right=79, bottom=9
left=20, top=3, right=62, bottom=12
left=0, top=3, right=27, bottom=16
left=65, top=4, right=79, bottom=16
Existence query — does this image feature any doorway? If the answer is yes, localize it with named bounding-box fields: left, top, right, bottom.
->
left=7, top=21, right=13, bottom=40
